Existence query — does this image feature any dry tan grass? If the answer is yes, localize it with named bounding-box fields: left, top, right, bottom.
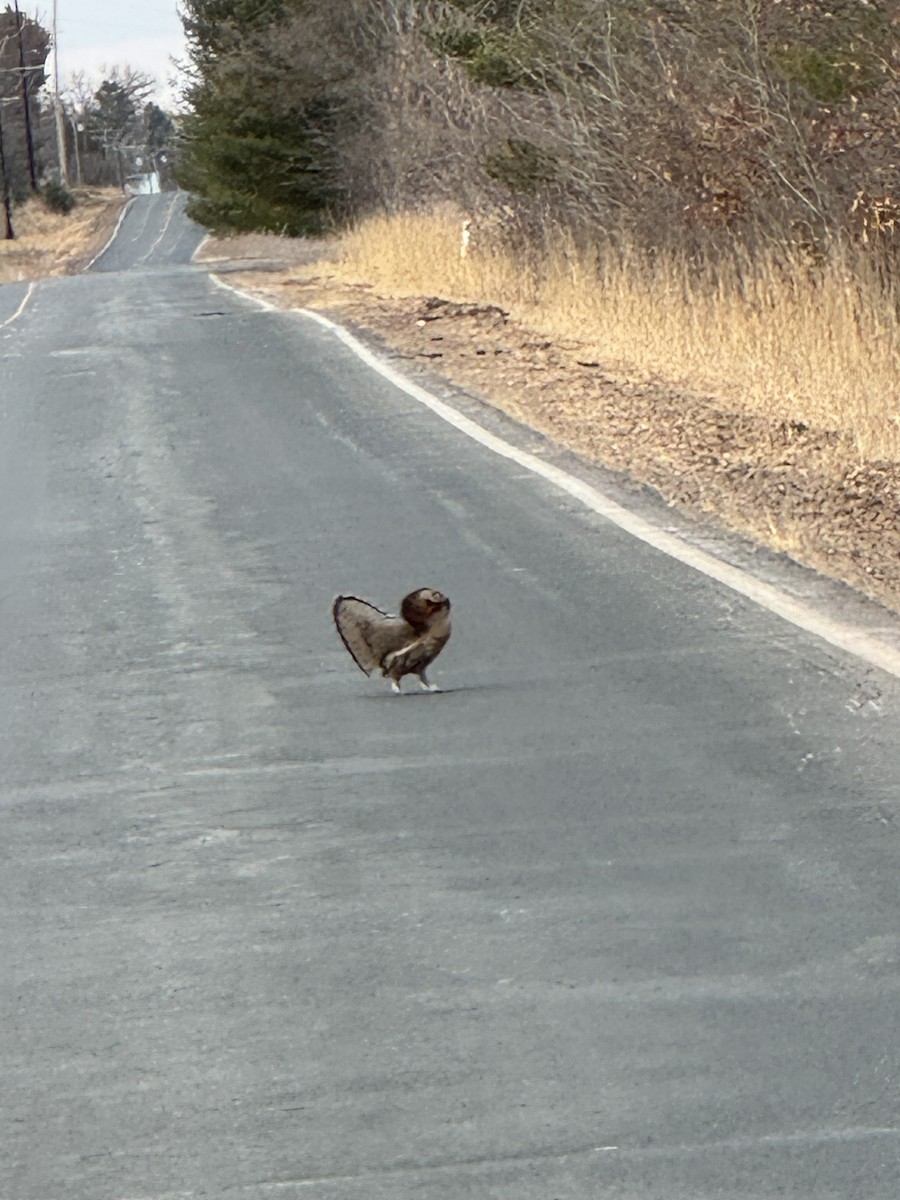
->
left=0, top=189, right=126, bottom=284
left=335, top=209, right=900, bottom=461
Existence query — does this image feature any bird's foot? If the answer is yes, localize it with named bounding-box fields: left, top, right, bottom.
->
left=390, top=679, right=402, bottom=694
left=418, top=679, right=441, bottom=693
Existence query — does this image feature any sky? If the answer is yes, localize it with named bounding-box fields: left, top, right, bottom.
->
left=49, top=0, right=187, bottom=107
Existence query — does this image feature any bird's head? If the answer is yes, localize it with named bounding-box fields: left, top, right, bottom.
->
left=401, top=588, right=451, bottom=632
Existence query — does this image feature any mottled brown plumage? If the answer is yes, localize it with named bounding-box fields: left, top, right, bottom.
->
left=332, top=588, right=451, bottom=693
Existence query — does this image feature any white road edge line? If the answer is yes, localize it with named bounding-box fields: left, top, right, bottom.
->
left=0, top=280, right=37, bottom=332
left=208, top=271, right=900, bottom=682
left=84, top=197, right=134, bottom=271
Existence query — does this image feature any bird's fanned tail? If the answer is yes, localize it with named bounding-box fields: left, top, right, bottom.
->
left=332, top=595, right=413, bottom=676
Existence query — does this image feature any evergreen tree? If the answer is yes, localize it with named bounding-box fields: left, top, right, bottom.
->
left=176, top=0, right=339, bottom=234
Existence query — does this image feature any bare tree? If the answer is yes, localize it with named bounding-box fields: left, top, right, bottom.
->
left=62, top=65, right=161, bottom=186
left=0, top=6, right=49, bottom=199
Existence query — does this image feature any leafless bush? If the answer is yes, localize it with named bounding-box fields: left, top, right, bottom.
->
left=249, top=0, right=900, bottom=270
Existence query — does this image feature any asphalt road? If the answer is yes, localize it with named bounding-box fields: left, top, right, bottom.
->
left=89, top=191, right=203, bottom=272
left=3, top=195, right=900, bottom=1200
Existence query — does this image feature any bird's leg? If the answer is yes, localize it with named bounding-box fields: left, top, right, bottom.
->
left=417, top=671, right=440, bottom=693
left=390, top=678, right=402, bottom=694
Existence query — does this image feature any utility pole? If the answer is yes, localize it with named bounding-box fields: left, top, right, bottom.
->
left=0, top=34, right=13, bottom=236
left=12, top=0, right=37, bottom=191
left=51, top=0, right=67, bottom=185
left=0, top=99, right=15, bottom=238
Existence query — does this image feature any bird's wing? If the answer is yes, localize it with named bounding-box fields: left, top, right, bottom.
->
left=332, top=596, right=415, bottom=675
left=382, top=631, right=451, bottom=677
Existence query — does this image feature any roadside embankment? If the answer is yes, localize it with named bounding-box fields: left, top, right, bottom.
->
left=0, top=189, right=128, bottom=284
left=198, top=219, right=900, bottom=617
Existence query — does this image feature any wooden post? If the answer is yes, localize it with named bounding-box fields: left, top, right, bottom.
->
left=0, top=99, right=15, bottom=239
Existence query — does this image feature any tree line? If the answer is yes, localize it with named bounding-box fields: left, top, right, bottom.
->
left=176, top=0, right=900, bottom=263
left=63, top=67, right=175, bottom=190
left=0, top=3, right=48, bottom=232
left=0, top=4, right=177, bottom=236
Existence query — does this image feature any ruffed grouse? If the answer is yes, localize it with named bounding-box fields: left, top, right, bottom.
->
left=333, top=588, right=451, bottom=693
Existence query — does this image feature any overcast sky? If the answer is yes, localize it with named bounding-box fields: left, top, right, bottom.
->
left=51, top=0, right=187, bottom=106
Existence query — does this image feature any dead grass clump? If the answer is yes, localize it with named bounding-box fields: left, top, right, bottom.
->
left=334, top=210, right=900, bottom=462
left=336, top=208, right=534, bottom=308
